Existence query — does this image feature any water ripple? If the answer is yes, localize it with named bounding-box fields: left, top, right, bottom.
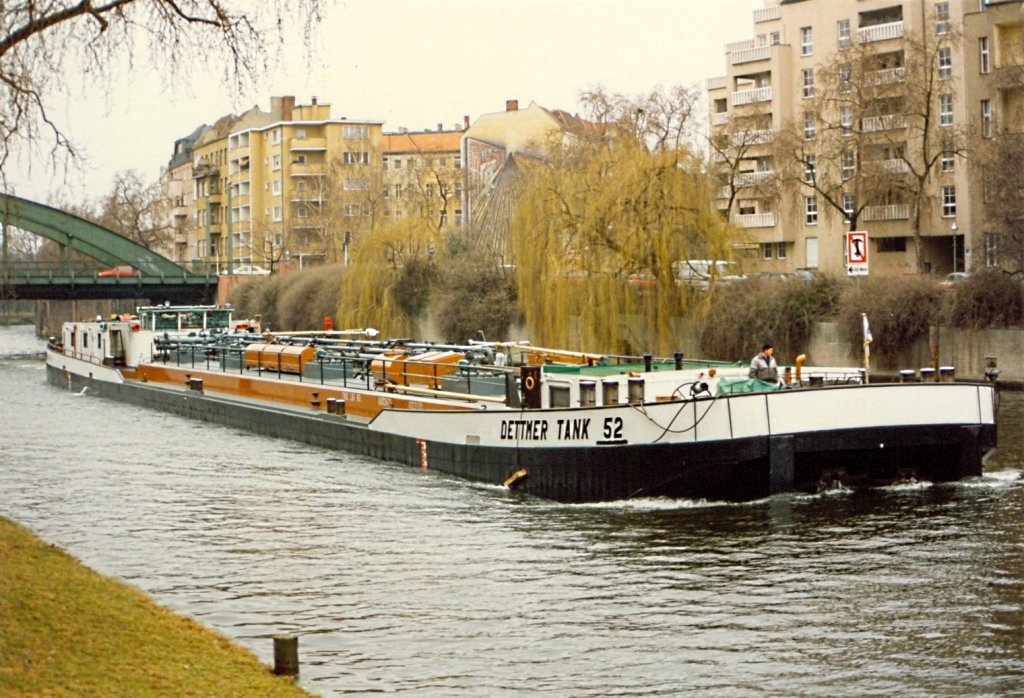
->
left=0, top=344, right=1022, bottom=696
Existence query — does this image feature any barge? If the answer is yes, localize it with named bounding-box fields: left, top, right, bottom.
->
left=45, top=311, right=999, bottom=503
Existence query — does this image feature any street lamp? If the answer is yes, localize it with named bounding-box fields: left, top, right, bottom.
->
left=951, top=222, right=959, bottom=274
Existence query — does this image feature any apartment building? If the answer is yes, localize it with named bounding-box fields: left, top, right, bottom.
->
left=225, top=97, right=384, bottom=272
left=382, top=124, right=465, bottom=233
left=707, top=0, right=1014, bottom=278
left=462, top=99, right=590, bottom=258
left=174, top=96, right=384, bottom=273
left=161, top=125, right=205, bottom=265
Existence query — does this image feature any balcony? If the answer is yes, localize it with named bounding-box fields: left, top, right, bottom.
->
left=290, top=194, right=324, bottom=204
left=877, top=158, right=909, bottom=173
left=865, top=67, right=906, bottom=86
left=857, top=21, right=903, bottom=44
left=731, top=45, right=771, bottom=65
left=711, top=112, right=729, bottom=126
left=725, top=39, right=754, bottom=53
left=862, top=204, right=909, bottom=221
left=731, top=86, right=772, bottom=107
left=735, top=170, right=774, bottom=187
left=289, top=137, right=327, bottom=152
left=753, top=6, right=780, bottom=23
left=731, top=129, right=773, bottom=147
left=706, top=75, right=727, bottom=91
left=289, top=163, right=327, bottom=177
left=862, top=114, right=907, bottom=132
left=192, top=162, right=219, bottom=179
left=716, top=186, right=730, bottom=200
left=735, top=212, right=776, bottom=228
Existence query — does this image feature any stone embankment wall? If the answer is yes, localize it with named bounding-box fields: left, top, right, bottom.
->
left=808, top=322, right=1022, bottom=384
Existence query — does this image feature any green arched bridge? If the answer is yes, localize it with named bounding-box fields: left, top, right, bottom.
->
left=0, top=193, right=215, bottom=303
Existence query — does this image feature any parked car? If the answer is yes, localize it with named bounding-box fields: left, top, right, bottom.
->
left=222, top=264, right=270, bottom=276
left=937, top=272, right=970, bottom=290
left=98, top=264, right=136, bottom=277
left=673, top=259, right=746, bottom=290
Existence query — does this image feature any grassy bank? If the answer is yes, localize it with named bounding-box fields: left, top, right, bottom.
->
left=0, top=516, right=313, bottom=697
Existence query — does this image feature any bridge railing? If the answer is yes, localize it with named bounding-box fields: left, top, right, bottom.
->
left=0, top=260, right=211, bottom=281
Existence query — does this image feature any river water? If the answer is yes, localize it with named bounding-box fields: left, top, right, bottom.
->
left=1, top=325, right=1021, bottom=697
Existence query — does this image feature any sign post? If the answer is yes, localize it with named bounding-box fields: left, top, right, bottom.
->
left=846, top=231, right=869, bottom=277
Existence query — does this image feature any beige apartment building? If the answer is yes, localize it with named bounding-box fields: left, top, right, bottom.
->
left=382, top=124, right=465, bottom=234
left=707, top=0, right=1020, bottom=278
left=173, top=96, right=384, bottom=274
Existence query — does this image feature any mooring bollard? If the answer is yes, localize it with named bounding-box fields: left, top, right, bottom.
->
left=273, top=634, right=299, bottom=676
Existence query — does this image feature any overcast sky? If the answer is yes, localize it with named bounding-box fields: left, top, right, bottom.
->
left=10, top=0, right=762, bottom=204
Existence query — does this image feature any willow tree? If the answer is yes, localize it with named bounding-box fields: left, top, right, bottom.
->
left=511, top=131, right=736, bottom=356
left=335, top=215, right=440, bottom=337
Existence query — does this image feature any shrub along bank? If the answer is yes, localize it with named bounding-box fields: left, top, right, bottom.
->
left=229, top=264, right=1024, bottom=364
left=0, top=516, right=311, bottom=698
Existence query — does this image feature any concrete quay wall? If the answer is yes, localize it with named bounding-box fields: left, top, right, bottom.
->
left=808, top=322, right=1023, bottom=383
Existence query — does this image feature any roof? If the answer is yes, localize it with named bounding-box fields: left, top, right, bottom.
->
left=382, top=130, right=463, bottom=154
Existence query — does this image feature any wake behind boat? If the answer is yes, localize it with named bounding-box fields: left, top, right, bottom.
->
left=45, top=306, right=998, bottom=503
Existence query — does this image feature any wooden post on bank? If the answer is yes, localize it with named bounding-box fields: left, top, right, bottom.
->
left=273, top=634, right=299, bottom=676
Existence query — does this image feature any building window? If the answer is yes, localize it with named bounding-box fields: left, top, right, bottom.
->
left=941, top=141, right=955, bottom=172
left=776, top=242, right=787, bottom=260
left=981, top=99, right=992, bottom=137
left=393, top=184, right=402, bottom=198
left=980, top=37, right=991, bottom=74
left=343, top=177, right=369, bottom=191
left=984, top=232, right=998, bottom=266
left=804, top=112, right=816, bottom=139
left=838, top=19, right=851, bottom=49
left=343, top=125, right=369, bottom=139
left=271, top=129, right=281, bottom=144
left=296, top=207, right=308, bottom=219
left=803, top=154, right=817, bottom=184
left=942, top=185, right=957, bottom=217
left=840, top=106, right=853, bottom=135
left=454, top=154, right=462, bottom=168
left=801, top=26, right=813, bottom=56
left=272, top=205, right=282, bottom=222
left=940, top=94, right=954, bottom=126
left=839, top=64, right=851, bottom=93
left=343, top=151, right=369, bottom=165
left=805, top=196, right=818, bottom=224
left=295, top=128, right=306, bottom=139
left=294, top=154, right=307, bottom=165
left=802, top=68, right=815, bottom=98
left=426, top=183, right=435, bottom=198
left=439, top=210, right=448, bottom=226
left=762, top=243, right=773, bottom=260
left=937, top=3, right=950, bottom=34
left=393, top=158, right=402, bottom=170
left=843, top=194, right=855, bottom=223
left=878, top=237, right=908, bottom=252
left=272, top=179, right=281, bottom=196
left=272, top=154, right=281, bottom=171
left=841, top=150, right=855, bottom=181
left=343, top=203, right=362, bottom=217
left=938, top=47, right=952, bottom=79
